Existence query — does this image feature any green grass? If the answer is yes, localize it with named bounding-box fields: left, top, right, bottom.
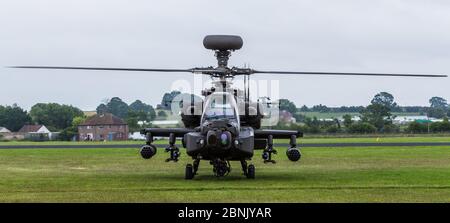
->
left=0, top=144, right=449, bottom=202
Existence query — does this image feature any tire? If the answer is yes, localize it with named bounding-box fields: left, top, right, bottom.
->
left=185, top=164, right=194, bottom=180
left=247, top=164, right=255, bottom=179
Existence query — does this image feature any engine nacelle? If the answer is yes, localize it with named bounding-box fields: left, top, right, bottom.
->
left=140, top=144, right=157, bottom=159
left=286, top=147, right=301, bottom=162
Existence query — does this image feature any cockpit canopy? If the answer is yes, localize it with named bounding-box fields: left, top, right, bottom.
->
left=202, top=92, right=239, bottom=123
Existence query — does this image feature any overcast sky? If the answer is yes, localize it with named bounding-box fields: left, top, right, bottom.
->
left=1, top=0, right=449, bottom=111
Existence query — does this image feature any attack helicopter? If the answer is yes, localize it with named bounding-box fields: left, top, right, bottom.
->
left=11, top=35, right=446, bottom=179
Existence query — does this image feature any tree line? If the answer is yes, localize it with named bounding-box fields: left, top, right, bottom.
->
left=0, top=92, right=184, bottom=141
left=296, top=96, right=449, bottom=118
left=0, top=103, right=84, bottom=140
left=0, top=98, right=160, bottom=140
left=96, top=97, right=159, bottom=133
left=1, top=92, right=449, bottom=140
left=277, top=93, right=450, bottom=134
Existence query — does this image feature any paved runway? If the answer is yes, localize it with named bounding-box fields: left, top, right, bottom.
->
left=1, top=142, right=450, bottom=149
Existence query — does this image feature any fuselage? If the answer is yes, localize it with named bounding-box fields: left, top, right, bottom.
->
left=184, top=92, right=254, bottom=160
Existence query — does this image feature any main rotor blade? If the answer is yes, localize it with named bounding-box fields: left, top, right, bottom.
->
left=8, top=66, right=202, bottom=73
left=250, top=70, right=447, bottom=77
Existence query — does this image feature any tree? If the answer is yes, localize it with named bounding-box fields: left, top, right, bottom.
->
left=428, top=96, right=448, bottom=119
left=311, top=104, right=330, bottom=113
left=161, top=91, right=181, bottom=109
left=427, top=108, right=447, bottom=119
left=0, top=104, right=31, bottom=131
left=106, top=97, right=129, bottom=118
left=59, top=116, right=86, bottom=141
left=348, top=122, right=377, bottom=134
left=158, top=110, right=167, bottom=117
left=126, top=114, right=140, bottom=133
left=430, top=117, right=450, bottom=132
left=96, top=104, right=108, bottom=115
left=371, top=92, right=397, bottom=109
left=361, top=92, right=396, bottom=132
left=29, top=103, right=84, bottom=131
left=342, top=114, right=353, bottom=128
left=429, top=97, right=447, bottom=109
left=299, top=105, right=309, bottom=112
left=407, top=122, right=428, bottom=133
left=325, top=125, right=340, bottom=134
left=382, top=123, right=400, bottom=133
left=304, top=117, right=321, bottom=133
left=129, top=100, right=150, bottom=112
left=278, top=99, right=297, bottom=114
left=360, top=103, right=392, bottom=132
left=293, top=113, right=306, bottom=123
left=129, top=100, right=156, bottom=121
left=442, top=117, right=450, bottom=131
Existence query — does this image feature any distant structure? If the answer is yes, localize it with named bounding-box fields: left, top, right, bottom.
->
left=393, top=115, right=442, bottom=124
left=0, top=127, right=14, bottom=140
left=18, top=124, right=49, bottom=133
left=78, top=113, right=128, bottom=141
left=17, top=124, right=55, bottom=141
left=279, top=110, right=296, bottom=124
left=0, top=127, right=11, bottom=133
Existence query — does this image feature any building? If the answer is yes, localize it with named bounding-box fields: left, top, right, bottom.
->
left=279, top=110, right=296, bottom=124
left=18, top=125, right=50, bottom=134
left=78, top=113, right=128, bottom=141
left=17, top=124, right=55, bottom=141
left=0, top=127, right=11, bottom=133
left=392, top=115, right=442, bottom=124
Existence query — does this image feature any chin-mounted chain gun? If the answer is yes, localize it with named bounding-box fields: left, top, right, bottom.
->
left=262, top=135, right=277, bottom=163
left=165, top=133, right=180, bottom=162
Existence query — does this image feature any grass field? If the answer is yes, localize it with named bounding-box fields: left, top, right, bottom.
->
left=1, top=139, right=450, bottom=202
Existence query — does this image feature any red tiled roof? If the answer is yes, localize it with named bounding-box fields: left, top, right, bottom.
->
left=18, top=125, right=43, bottom=133
left=79, top=113, right=126, bottom=126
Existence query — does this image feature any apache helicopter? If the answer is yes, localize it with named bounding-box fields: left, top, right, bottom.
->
left=11, top=35, right=446, bottom=179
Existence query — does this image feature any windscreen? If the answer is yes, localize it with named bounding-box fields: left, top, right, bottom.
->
left=203, top=93, right=238, bottom=121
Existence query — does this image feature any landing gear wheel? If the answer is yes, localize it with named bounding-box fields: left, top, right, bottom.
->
left=247, top=164, right=255, bottom=179
left=185, top=164, right=194, bottom=180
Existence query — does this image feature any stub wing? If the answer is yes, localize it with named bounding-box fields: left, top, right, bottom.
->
left=254, top=129, right=303, bottom=139
left=140, top=128, right=197, bottom=138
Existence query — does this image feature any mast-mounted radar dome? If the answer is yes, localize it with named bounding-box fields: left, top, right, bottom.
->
left=203, top=35, right=243, bottom=51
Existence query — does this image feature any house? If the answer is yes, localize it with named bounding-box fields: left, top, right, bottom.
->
left=0, top=127, right=11, bottom=133
left=279, top=110, right=296, bottom=124
left=78, top=113, right=128, bottom=141
left=0, top=127, right=16, bottom=140
left=18, top=125, right=50, bottom=134
left=17, top=124, right=54, bottom=141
